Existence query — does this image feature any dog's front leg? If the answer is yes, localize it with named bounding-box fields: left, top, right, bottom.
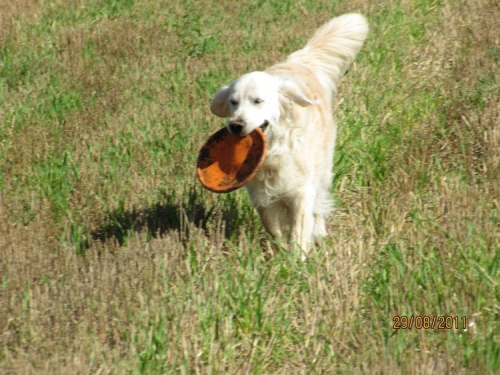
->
left=290, top=192, right=315, bottom=257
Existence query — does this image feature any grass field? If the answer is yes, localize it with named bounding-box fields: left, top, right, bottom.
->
left=1, top=0, right=499, bottom=373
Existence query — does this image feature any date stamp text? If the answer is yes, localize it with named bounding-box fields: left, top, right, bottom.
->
left=393, top=316, right=467, bottom=330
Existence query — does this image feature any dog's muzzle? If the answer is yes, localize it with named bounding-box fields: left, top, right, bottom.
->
left=229, top=120, right=269, bottom=136
left=228, top=121, right=244, bottom=136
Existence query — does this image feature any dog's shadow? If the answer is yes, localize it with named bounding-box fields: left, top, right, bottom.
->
left=90, top=188, right=247, bottom=247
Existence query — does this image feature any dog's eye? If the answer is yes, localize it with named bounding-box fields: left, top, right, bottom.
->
left=230, top=99, right=238, bottom=106
left=254, top=98, right=263, bottom=104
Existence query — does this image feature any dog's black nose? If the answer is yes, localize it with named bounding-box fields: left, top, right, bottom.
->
left=229, top=122, right=244, bottom=136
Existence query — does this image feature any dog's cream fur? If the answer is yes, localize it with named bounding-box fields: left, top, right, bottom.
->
left=210, top=14, right=369, bottom=255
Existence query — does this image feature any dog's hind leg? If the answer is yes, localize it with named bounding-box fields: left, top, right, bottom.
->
left=257, top=203, right=286, bottom=239
left=312, top=187, right=333, bottom=242
left=313, top=214, right=327, bottom=241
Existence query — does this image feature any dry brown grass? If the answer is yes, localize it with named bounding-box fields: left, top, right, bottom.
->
left=0, top=0, right=498, bottom=373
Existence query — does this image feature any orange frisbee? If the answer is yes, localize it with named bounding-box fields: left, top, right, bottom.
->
left=196, top=127, right=267, bottom=193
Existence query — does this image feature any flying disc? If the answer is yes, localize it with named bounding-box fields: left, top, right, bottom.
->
left=196, top=127, right=267, bottom=193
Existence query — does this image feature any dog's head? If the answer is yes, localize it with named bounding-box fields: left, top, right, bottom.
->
left=210, top=71, right=314, bottom=136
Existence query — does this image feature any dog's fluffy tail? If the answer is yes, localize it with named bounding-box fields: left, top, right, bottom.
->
left=286, top=13, right=368, bottom=91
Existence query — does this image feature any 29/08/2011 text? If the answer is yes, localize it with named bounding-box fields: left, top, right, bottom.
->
left=393, top=316, right=468, bottom=330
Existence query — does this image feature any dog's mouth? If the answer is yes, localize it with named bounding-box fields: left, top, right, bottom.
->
left=259, top=120, right=269, bottom=133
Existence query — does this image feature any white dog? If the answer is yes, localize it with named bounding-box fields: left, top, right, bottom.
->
left=210, top=14, right=369, bottom=256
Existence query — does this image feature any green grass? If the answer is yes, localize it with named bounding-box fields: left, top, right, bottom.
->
left=0, top=0, right=499, bottom=373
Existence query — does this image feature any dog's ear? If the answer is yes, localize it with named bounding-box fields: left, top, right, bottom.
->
left=210, top=85, right=232, bottom=117
left=279, top=80, right=314, bottom=107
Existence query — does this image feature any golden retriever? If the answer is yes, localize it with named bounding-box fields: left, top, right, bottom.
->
left=210, top=14, right=369, bottom=257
